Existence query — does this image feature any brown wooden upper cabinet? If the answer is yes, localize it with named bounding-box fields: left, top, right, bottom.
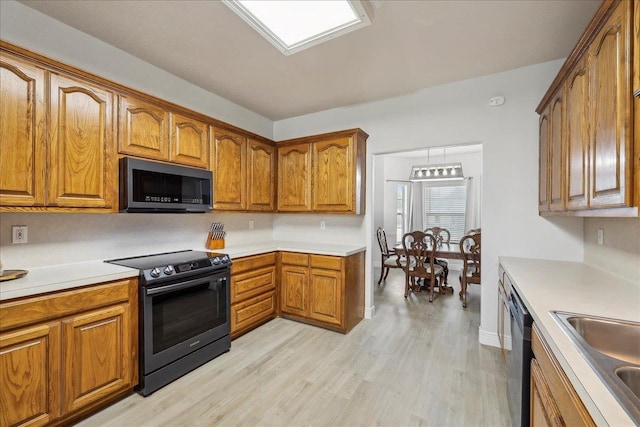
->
left=49, top=72, right=117, bottom=210
left=118, top=95, right=209, bottom=169
left=277, top=128, right=368, bottom=214
left=211, top=127, right=276, bottom=211
left=212, top=127, right=247, bottom=210
left=170, top=113, right=209, bottom=169
left=277, top=142, right=312, bottom=212
left=537, top=0, right=638, bottom=217
left=0, top=52, right=46, bottom=208
left=0, top=50, right=116, bottom=212
left=118, top=95, right=170, bottom=161
left=247, top=138, right=276, bottom=211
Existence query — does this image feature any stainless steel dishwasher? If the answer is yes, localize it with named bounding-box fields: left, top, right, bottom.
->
left=507, top=287, right=533, bottom=427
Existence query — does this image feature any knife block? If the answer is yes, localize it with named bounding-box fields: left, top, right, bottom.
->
left=205, top=233, right=225, bottom=250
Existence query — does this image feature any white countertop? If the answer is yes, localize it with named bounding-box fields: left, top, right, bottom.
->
left=0, top=261, right=139, bottom=301
left=499, top=256, right=640, bottom=427
left=213, top=240, right=366, bottom=258
left=0, top=241, right=366, bottom=301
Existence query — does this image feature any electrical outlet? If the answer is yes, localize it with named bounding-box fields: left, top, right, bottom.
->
left=249, top=220, right=254, bottom=230
left=12, top=226, right=28, bottom=244
left=597, top=228, right=604, bottom=245
left=320, top=221, right=326, bottom=230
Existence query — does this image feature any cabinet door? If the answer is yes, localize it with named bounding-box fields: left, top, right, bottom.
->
left=170, top=113, right=209, bottom=169
left=565, top=60, right=590, bottom=210
left=49, top=73, right=116, bottom=209
left=588, top=2, right=632, bottom=208
left=280, top=265, right=309, bottom=316
left=277, top=143, right=312, bottom=212
left=118, top=95, right=169, bottom=161
left=549, top=90, right=565, bottom=212
left=530, top=358, right=563, bottom=427
left=312, top=137, right=354, bottom=212
left=62, top=304, right=132, bottom=414
left=0, top=323, right=60, bottom=427
left=635, top=0, right=640, bottom=96
left=538, top=110, right=550, bottom=213
left=212, top=128, right=247, bottom=210
left=0, top=54, right=46, bottom=207
left=247, top=139, right=276, bottom=211
left=309, top=268, right=343, bottom=326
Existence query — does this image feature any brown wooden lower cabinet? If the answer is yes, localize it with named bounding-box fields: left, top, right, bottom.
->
left=0, top=278, right=138, bottom=427
left=279, top=251, right=364, bottom=334
left=230, top=252, right=277, bottom=339
left=531, top=324, right=595, bottom=427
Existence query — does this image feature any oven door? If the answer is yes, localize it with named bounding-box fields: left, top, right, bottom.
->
left=141, top=270, right=230, bottom=375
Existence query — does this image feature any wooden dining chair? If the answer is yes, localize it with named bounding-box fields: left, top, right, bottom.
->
left=459, top=231, right=481, bottom=308
left=401, top=231, right=445, bottom=302
left=376, top=227, right=406, bottom=284
left=424, top=227, right=450, bottom=286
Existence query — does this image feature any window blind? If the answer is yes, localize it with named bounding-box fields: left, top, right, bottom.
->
left=423, top=184, right=467, bottom=243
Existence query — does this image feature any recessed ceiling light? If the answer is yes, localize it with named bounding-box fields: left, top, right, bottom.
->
left=223, top=0, right=374, bottom=55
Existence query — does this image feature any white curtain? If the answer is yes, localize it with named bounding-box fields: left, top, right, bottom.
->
left=465, top=176, right=481, bottom=232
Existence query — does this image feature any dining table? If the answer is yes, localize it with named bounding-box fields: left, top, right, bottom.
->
left=393, top=241, right=473, bottom=296
left=392, top=242, right=472, bottom=261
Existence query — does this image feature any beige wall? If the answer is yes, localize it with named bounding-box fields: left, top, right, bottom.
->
left=583, top=218, right=640, bottom=284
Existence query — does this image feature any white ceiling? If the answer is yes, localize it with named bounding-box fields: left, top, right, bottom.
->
left=20, top=0, right=600, bottom=121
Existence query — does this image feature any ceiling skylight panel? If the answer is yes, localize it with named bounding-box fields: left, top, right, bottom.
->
left=224, top=0, right=373, bottom=55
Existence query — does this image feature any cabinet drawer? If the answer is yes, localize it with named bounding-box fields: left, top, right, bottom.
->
left=231, top=265, right=276, bottom=303
left=231, top=291, right=276, bottom=334
left=310, top=255, right=342, bottom=271
left=231, top=252, right=276, bottom=275
left=0, top=279, right=133, bottom=332
left=281, top=252, right=309, bottom=266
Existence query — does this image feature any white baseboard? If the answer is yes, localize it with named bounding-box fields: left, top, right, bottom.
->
left=478, top=327, right=512, bottom=350
left=364, top=305, right=375, bottom=319
left=478, top=328, right=500, bottom=348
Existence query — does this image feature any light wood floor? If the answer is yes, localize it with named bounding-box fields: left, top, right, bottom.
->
left=77, top=269, right=511, bottom=426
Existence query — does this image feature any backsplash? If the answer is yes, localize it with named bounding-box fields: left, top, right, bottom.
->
left=583, top=217, right=640, bottom=284
left=0, top=212, right=274, bottom=269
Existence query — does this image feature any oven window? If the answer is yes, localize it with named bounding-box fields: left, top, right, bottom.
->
left=151, top=280, right=226, bottom=354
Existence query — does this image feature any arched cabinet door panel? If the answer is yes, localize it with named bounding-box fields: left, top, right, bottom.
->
left=277, top=143, right=312, bottom=212
left=588, top=3, right=632, bottom=209
left=247, top=139, right=275, bottom=211
left=212, top=128, right=247, bottom=210
left=118, top=95, right=169, bottom=161
left=312, top=137, right=354, bottom=213
left=170, top=113, right=209, bottom=169
left=0, top=53, right=46, bottom=207
left=49, top=72, right=116, bottom=209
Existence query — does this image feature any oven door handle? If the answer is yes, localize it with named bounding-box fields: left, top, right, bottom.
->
left=146, top=276, right=227, bottom=296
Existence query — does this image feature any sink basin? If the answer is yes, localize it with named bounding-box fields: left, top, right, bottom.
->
left=566, top=316, right=640, bottom=365
left=552, top=311, right=640, bottom=424
left=617, top=367, right=640, bottom=399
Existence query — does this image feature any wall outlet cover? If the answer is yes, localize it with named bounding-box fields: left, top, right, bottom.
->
left=12, top=226, right=28, bottom=244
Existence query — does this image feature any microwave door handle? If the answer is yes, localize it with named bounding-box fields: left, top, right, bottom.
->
left=146, top=276, right=220, bottom=296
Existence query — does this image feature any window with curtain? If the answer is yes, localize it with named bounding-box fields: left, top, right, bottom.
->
left=396, top=184, right=408, bottom=244
left=423, top=184, right=467, bottom=243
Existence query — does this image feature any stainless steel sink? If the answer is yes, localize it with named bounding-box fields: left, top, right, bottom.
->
left=552, top=311, right=640, bottom=424
left=566, top=316, right=640, bottom=365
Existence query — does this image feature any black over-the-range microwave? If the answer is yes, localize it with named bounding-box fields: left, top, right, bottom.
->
left=119, top=157, right=213, bottom=213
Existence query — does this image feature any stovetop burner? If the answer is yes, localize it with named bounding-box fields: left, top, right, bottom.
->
left=105, top=250, right=231, bottom=283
